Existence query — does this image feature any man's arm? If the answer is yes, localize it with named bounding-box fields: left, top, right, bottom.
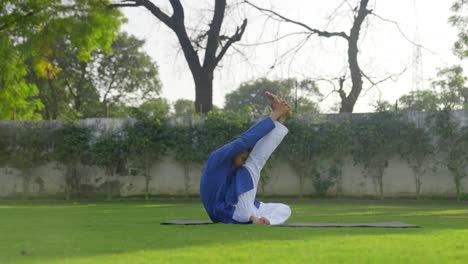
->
left=209, top=91, right=289, bottom=164
left=210, top=117, right=276, bottom=164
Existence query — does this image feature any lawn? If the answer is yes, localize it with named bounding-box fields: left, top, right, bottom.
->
left=0, top=198, right=467, bottom=263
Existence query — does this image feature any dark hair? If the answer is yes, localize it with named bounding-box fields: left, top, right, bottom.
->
left=232, top=135, right=253, bottom=153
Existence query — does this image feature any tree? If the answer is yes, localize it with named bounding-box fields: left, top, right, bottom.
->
left=111, top=0, right=248, bottom=113
left=51, top=123, right=93, bottom=200
left=0, top=126, right=12, bottom=168
left=8, top=122, right=51, bottom=199
left=372, top=100, right=396, bottom=112
left=125, top=111, right=168, bottom=200
left=245, top=0, right=376, bottom=113
left=174, top=99, right=195, bottom=124
left=398, top=90, right=440, bottom=112
left=0, top=41, right=42, bottom=120
left=427, top=110, right=468, bottom=202
left=26, top=38, right=102, bottom=119
left=449, top=0, right=468, bottom=59
left=279, top=118, right=317, bottom=198
left=27, top=32, right=161, bottom=119
left=0, top=0, right=123, bottom=120
left=91, top=131, right=128, bottom=200
left=398, top=123, right=435, bottom=199
left=224, top=78, right=321, bottom=116
left=90, top=32, right=162, bottom=116
left=174, top=99, right=194, bottom=114
left=351, top=112, right=406, bottom=199
left=423, top=0, right=468, bottom=113
left=137, top=98, right=170, bottom=119
left=432, top=66, right=468, bottom=110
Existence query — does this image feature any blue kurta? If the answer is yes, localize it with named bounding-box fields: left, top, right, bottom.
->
left=199, top=117, right=276, bottom=223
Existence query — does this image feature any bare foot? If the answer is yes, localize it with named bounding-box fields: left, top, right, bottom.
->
left=266, top=91, right=291, bottom=121
left=265, top=91, right=282, bottom=110
left=250, top=215, right=271, bottom=225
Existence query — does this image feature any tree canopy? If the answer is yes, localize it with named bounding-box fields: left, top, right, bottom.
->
left=0, top=0, right=124, bottom=120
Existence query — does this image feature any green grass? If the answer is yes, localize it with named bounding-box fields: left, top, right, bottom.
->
left=1, top=198, right=467, bottom=263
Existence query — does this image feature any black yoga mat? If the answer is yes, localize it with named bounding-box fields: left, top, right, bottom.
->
left=161, top=220, right=419, bottom=228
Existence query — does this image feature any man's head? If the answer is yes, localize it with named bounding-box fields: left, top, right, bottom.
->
left=231, top=135, right=252, bottom=168
left=233, top=150, right=250, bottom=168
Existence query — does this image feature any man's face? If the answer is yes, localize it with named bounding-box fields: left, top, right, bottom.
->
left=233, top=150, right=249, bottom=168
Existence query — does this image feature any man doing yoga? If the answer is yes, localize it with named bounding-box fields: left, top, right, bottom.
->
left=200, top=91, right=292, bottom=225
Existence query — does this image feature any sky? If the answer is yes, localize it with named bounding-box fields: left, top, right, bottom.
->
left=119, top=0, right=466, bottom=113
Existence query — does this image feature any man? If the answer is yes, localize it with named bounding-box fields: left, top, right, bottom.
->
left=200, top=91, right=292, bottom=225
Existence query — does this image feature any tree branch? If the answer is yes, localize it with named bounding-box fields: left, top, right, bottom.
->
left=361, top=66, right=409, bottom=97
left=203, top=0, right=227, bottom=69
left=212, top=19, right=247, bottom=70
left=110, top=0, right=174, bottom=28
left=338, top=75, right=347, bottom=102
left=244, top=0, right=349, bottom=40
left=370, top=12, right=437, bottom=55
left=168, top=0, right=185, bottom=25
left=237, top=31, right=310, bottom=47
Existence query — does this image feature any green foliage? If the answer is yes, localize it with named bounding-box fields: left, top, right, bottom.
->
left=0, top=0, right=124, bottom=120
left=280, top=117, right=350, bottom=197
left=173, top=99, right=195, bottom=124
left=197, top=110, right=254, bottom=159
left=137, top=98, right=170, bottom=120
left=26, top=31, right=160, bottom=119
left=0, top=36, right=43, bottom=120
left=7, top=122, right=51, bottom=198
left=280, top=118, right=318, bottom=197
left=432, top=66, right=468, bottom=110
left=1, top=107, right=466, bottom=201
left=170, top=110, right=255, bottom=195
left=171, top=124, right=202, bottom=196
left=25, top=39, right=102, bottom=119
left=0, top=126, right=13, bottom=167
left=313, top=120, right=351, bottom=197
left=90, top=129, right=128, bottom=199
left=426, top=110, right=468, bottom=201
left=372, top=100, right=397, bottom=112
left=398, top=90, right=440, bottom=112
left=125, top=109, right=169, bottom=199
left=350, top=112, right=409, bottom=199
left=224, top=78, right=321, bottom=116
left=91, top=32, right=162, bottom=112
left=398, top=122, right=435, bottom=199
left=449, top=0, right=468, bottom=59
left=50, top=123, right=92, bottom=199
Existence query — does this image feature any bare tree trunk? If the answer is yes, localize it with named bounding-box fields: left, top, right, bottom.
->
left=47, top=77, right=59, bottom=119
left=72, top=61, right=88, bottom=113
left=339, top=0, right=370, bottom=113
left=111, top=0, right=247, bottom=113
left=245, top=0, right=371, bottom=113
left=194, top=71, right=214, bottom=113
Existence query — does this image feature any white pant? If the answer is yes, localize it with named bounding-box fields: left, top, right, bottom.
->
left=233, top=120, right=291, bottom=225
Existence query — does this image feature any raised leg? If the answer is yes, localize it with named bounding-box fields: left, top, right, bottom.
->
left=233, top=120, right=288, bottom=223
